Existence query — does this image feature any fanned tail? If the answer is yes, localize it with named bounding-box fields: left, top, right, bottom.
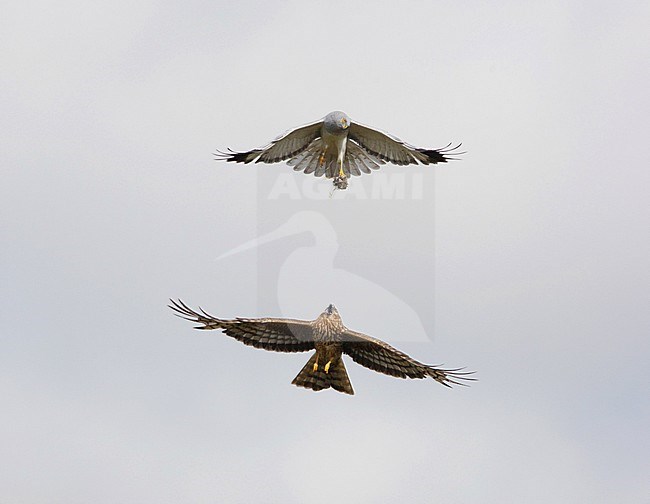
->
left=291, top=353, right=354, bottom=395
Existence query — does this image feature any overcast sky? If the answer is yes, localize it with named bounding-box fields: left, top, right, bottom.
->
left=2, top=1, right=649, bottom=502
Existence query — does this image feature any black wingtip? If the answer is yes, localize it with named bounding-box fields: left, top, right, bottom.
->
left=168, top=298, right=196, bottom=321
left=168, top=298, right=227, bottom=332
left=430, top=365, right=477, bottom=387
left=418, top=143, right=465, bottom=164
left=168, top=298, right=206, bottom=323
left=213, top=148, right=261, bottom=164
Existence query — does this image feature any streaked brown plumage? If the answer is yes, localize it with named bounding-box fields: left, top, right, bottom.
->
left=169, top=299, right=474, bottom=395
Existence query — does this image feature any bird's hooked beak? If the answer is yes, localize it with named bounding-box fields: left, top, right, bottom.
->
left=340, top=117, right=349, bottom=129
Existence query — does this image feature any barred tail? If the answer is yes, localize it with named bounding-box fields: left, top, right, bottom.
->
left=291, top=353, right=354, bottom=395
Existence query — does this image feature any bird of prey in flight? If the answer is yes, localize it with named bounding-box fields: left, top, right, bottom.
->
left=169, top=299, right=474, bottom=395
left=215, top=111, right=462, bottom=190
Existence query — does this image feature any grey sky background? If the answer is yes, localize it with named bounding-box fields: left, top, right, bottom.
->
left=2, top=1, right=649, bottom=502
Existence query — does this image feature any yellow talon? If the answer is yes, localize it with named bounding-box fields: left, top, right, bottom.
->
left=338, top=166, right=345, bottom=178
left=324, top=360, right=332, bottom=374
left=313, top=360, right=319, bottom=372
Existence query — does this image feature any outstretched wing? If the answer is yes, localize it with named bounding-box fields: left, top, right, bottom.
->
left=169, top=299, right=315, bottom=353
left=215, top=120, right=323, bottom=164
left=348, top=122, right=462, bottom=166
left=341, top=329, right=474, bottom=387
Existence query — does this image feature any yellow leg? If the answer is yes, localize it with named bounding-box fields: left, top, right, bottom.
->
left=338, top=160, right=345, bottom=178
left=324, top=360, right=332, bottom=374
left=313, top=358, right=319, bottom=372
left=319, top=145, right=328, bottom=167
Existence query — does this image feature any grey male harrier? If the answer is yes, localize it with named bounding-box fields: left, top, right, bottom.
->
left=215, top=111, right=462, bottom=190
left=170, top=300, right=474, bottom=395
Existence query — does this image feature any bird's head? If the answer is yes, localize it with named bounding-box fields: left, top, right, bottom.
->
left=324, top=111, right=350, bottom=132
left=324, top=303, right=339, bottom=317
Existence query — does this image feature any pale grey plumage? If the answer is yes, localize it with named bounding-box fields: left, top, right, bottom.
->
left=215, top=111, right=462, bottom=190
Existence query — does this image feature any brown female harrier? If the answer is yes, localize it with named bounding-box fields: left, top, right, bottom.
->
left=169, top=299, right=474, bottom=395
